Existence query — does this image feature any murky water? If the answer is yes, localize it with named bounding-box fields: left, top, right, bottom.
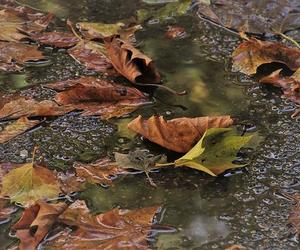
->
left=0, top=0, right=299, bottom=249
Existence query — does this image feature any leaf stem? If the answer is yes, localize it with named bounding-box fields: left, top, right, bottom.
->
left=67, top=19, right=83, bottom=41
left=31, top=146, right=39, bottom=165
left=271, top=28, right=300, bottom=49
left=155, top=162, right=175, bottom=167
left=134, top=83, right=187, bottom=96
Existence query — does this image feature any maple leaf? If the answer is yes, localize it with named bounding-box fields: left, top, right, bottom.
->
left=128, top=115, right=233, bottom=153
left=44, top=200, right=160, bottom=250
left=0, top=117, right=41, bottom=143
left=0, top=158, right=61, bottom=206
left=12, top=201, right=67, bottom=250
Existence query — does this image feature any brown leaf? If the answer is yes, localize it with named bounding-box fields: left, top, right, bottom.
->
left=44, top=200, right=160, bottom=250
left=0, top=97, right=74, bottom=120
left=30, top=31, right=80, bottom=48
left=12, top=201, right=68, bottom=250
left=0, top=117, right=41, bottom=143
left=287, top=194, right=300, bottom=235
left=259, top=69, right=300, bottom=105
left=58, top=158, right=127, bottom=193
left=0, top=41, right=45, bottom=72
left=232, top=38, right=300, bottom=75
left=0, top=197, right=17, bottom=223
left=225, top=245, right=247, bottom=250
left=128, top=115, right=234, bottom=153
left=104, top=36, right=161, bottom=84
left=165, top=26, right=186, bottom=39
left=46, top=76, right=150, bottom=119
left=68, top=40, right=112, bottom=72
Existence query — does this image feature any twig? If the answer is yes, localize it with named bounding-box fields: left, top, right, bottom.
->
left=271, top=28, right=300, bottom=49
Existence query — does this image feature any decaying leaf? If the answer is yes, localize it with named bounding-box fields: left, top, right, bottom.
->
left=30, top=31, right=80, bottom=48
left=0, top=41, right=45, bottom=72
left=46, top=76, right=150, bottom=119
left=128, top=115, right=233, bottom=153
left=44, top=200, right=160, bottom=250
left=165, top=26, right=186, bottom=39
left=173, top=128, right=253, bottom=176
left=0, top=4, right=53, bottom=42
left=12, top=201, right=67, bottom=250
left=0, top=197, right=17, bottom=223
left=68, top=40, right=112, bottom=72
left=0, top=97, right=74, bottom=120
left=232, top=38, right=300, bottom=75
left=196, top=0, right=300, bottom=37
left=1, top=161, right=61, bottom=206
left=138, top=0, right=191, bottom=22
left=104, top=36, right=161, bottom=84
left=115, top=149, right=167, bottom=186
left=0, top=117, right=41, bottom=143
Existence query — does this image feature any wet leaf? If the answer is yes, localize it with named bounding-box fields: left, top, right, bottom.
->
left=196, top=0, right=300, bottom=37
left=0, top=97, right=74, bottom=120
left=77, top=22, right=124, bottom=39
left=165, top=25, right=186, bottom=39
left=12, top=201, right=67, bottom=250
left=31, top=31, right=80, bottom=48
left=0, top=41, right=45, bottom=72
left=138, top=0, right=191, bottom=22
left=68, top=40, right=112, bottom=72
left=232, top=38, right=300, bottom=75
left=0, top=4, right=53, bottom=42
left=115, top=150, right=167, bottom=186
left=259, top=69, right=300, bottom=105
left=0, top=197, right=17, bottom=223
left=287, top=194, right=300, bottom=235
left=44, top=200, right=160, bottom=250
left=225, top=245, right=247, bottom=250
left=128, top=115, right=233, bottom=153
left=173, top=128, right=253, bottom=176
left=0, top=117, right=41, bottom=143
left=0, top=162, right=61, bottom=206
left=46, top=76, right=150, bottom=119
left=104, top=36, right=161, bottom=84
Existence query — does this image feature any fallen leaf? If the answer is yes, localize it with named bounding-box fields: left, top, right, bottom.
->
left=12, top=201, right=67, bottom=250
left=286, top=194, right=300, bottom=235
left=0, top=41, right=45, bottom=72
left=0, top=117, right=41, bottom=143
left=0, top=97, right=74, bottom=120
left=0, top=4, right=53, bottom=42
left=196, top=0, right=300, bottom=37
left=165, top=26, right=186, bottom=39
left=225, top=245, right=247, bottom=250
left=232, top=38, right=300, bottom=75
left=30, top=31, right=80, bottom=48
left=138, top=0, right=191, bottom=22
left=44, top=199, right=160, bottom=250
left=68, top=40, right=112, bottom=72
left=128, top=115, right=233, bottom=153
left=173, top=128, right=253, bottom=176
left=46, top=76, right=150, bottom=119
left=115, top=149, right=167, bottom=186
left=104, top=36, right=161, bottom=84
left=259, top=69, right=300, bottom=105
left=0, top=197, right=17, bottom=223
left=1, top=161, right=61, bottom=206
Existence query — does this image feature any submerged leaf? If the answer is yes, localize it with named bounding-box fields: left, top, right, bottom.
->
left=12, top=201, right=67, bottom=250
left=104, top=36, right=161, bottom=84
left=128, top=115, right=233, bottom=153
left=1, top=162, right=61, bottom=206
left=174, top=128, right=253, bottom=176
left=77, top=22, right=124, bottom=39
left=44, top=200, right=160, bottom=249
left=0, top=197, right=17, bottom=223
left=0, top=117, right=41, bottom=143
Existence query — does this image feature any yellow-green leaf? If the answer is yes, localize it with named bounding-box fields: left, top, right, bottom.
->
left=1, top=163, right=61, bottom=207
left=174, top=128, right=253, bottom=176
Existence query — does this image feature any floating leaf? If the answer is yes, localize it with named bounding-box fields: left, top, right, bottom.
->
left=232, top=38, right=300, bottom=75
left=0, top=97, right=74, bottom=120
left=128, top=115, right=233, bottom=153
left=0, top=41, right=45, bottom=72
left=44, top=200, right=160, bottom=249
left=0, top=117, right=41, bottom=143
left=173, top=128, right=253, bottom=176
left=104, top=36, right=161, bottom=84
left=12, top=201, right=67, bottom=250
left=1, top=161, right=61, bottom=206
left=77, top=22, right=124, bottom=39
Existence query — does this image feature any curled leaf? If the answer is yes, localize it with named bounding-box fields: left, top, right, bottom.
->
left=128, top=115, right=233, bottom=153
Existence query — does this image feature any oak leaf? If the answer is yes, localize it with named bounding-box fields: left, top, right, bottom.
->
left=104, top=36, right=161, bottom=84
left=0, top=117, right=41, bottom=143
left=0, top=162, right=61, bottom=206
left=12, top=201, right=67, bottom=250
left=127, top=115, right=233, bottom=153
left=44, top=200, right=160, bottom=250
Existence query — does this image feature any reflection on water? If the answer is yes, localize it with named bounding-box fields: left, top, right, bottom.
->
left=0, top=74, right=28, bottom=92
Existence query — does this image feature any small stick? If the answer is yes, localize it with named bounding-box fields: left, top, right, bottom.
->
left=134, top=83, right=187, bottom=96
left=271, top=28, right=300, bottom=49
